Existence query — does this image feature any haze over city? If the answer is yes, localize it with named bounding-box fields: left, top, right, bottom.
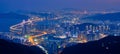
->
left=0, top=0, right=120, bottom=54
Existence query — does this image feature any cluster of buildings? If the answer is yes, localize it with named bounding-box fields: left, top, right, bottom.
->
left=0, top=11, right=120, bottom=54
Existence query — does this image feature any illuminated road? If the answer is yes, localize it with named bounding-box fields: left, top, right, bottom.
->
left=28, top=32, right=47, bottom=45
left=10, top=16, right=63, bottom=32
left=8, top=16, right=69, bottom=54
left=37, top=45, right=48, bottom=54
left=9, top=16, right=62, bottom=45
left=28, top=32, right=48, bottom=54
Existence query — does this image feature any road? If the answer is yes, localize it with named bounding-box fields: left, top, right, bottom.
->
left=28, top=32, right=47, bottom=45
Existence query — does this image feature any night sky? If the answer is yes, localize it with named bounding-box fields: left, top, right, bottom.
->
left=0, top=0, right=120, bottom=12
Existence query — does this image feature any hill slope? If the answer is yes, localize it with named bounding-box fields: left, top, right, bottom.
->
left=0, top=39, right=45, bottom=54
left=61, top=36, right=120, bottom=54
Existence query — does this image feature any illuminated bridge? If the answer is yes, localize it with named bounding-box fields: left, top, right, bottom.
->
left=10, top=17, right=42, bottom=33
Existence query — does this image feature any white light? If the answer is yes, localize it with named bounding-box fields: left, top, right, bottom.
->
left=34, top=39, right=38, bottom=42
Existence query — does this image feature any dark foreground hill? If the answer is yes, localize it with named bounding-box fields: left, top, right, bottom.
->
left=0, top=39, right=45, bottom=54
left=61, top=36, right=120, bottom=54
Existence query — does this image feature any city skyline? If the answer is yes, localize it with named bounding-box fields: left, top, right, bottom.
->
left=0, top=0, right=120, bottom=54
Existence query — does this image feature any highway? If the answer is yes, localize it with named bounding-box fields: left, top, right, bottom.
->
left=28, top=32, right=47, bottom=45
left=8, top=16, right=66, bottom=54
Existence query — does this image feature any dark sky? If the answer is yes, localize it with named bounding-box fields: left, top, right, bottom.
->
left=0, top=0, right=120, bottom=12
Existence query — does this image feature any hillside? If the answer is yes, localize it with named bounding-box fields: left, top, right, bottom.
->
left=0, top=39, right=45, bottom=54
left=61, top=36, right=120, bottom=54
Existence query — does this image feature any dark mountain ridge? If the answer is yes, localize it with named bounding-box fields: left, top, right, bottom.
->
left=0, top=38, right=45, bottom=54
left=61, top=35, right=120, bottom=54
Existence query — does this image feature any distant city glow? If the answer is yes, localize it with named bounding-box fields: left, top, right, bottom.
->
left=0, top=10, right=120, bottom=54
